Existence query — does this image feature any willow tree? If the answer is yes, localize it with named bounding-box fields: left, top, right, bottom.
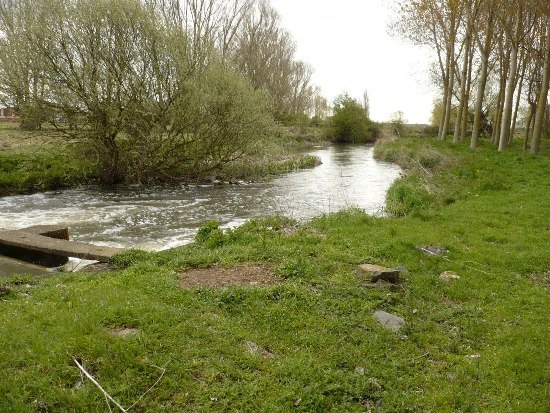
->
left=0, top=0, right=274, bottom=184
left=0, top=0, right=50, bottom=129
left=232, top=0, right=314, bottom=119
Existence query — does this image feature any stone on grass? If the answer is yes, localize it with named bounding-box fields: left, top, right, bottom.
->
left=354, top=366, right=365, bottom=376
left=417, top=245, right=448, bottom=256
left=439, top=271, right=460, bottom=282
left=373, top=310, right=405, bottom=333
left=0, top=286, right=12, bottom=297
left=357, top=264, right=400, bottom=284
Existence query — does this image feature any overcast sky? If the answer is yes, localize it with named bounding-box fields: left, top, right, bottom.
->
left=268, top=0, right=436, bottom=124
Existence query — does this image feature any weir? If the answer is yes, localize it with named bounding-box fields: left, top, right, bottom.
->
left=0, top=225, right=124, bottom=267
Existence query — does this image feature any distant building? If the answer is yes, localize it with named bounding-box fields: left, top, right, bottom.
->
left=0, top=106, right=18, bottom=121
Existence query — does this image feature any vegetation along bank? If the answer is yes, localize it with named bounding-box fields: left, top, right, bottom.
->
left=1, top=137, right=549, bottom=411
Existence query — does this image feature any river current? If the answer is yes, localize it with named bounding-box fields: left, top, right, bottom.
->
left=0, top=145, right=401, bottom=275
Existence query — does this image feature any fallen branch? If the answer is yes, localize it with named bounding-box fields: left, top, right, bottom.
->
left=71, top=356, right=127, bottom=412
left=126, top=365, right=166, bottom=411
left=71, top=356, right=167, bottom=412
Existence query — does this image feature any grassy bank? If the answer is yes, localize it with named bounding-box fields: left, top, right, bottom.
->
left=0, top=122, right=323, bottom=196
left=0, top=123, right=95, bottom=195
left=1, top=138, right=550, bottom=411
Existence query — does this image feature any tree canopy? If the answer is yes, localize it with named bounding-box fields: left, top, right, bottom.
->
left=0, top=0, right=325, bottom=183
left=393, top=0, right=550, bottom=153
left=330, top=93, right=376, bottom=144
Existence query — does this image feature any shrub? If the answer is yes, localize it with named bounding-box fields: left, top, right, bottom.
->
left=329, top=93, right=376, bottom=143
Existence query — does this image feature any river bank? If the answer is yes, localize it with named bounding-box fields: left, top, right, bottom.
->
left=0, top=145, right=401, bottom=276
left=0, top=122, right=328, bottom=196
left=1, top=138, right=549, bottom=411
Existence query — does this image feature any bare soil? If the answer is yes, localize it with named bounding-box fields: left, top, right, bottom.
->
left=106, top=326, right=139, bottom=338
left=179, top=264, right=281, bottom=288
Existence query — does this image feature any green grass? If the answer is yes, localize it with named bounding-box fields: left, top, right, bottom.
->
left=1, top=138, right=550, bottom=411
left=0, top=122, right=95, bottom=195
left=0, top=151, right=96, bottom=196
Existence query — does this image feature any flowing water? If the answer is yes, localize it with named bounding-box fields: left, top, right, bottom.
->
left=0, top=145, right=401, bottom=276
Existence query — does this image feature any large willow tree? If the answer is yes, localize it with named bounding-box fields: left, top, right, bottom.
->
left=0, top=0, right=276, bottom=183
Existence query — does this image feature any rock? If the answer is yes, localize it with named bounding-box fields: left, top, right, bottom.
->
left=357, top=264, right=400, bottom=284
left=417, top=245, right=448, bottom=256
left=439, top=271, right=460, bottom=282
left=373, top=310, right=405, bottom=333
left=354, top=366, right=365, bottom=376
left=396, top=266, right=409, bottom=274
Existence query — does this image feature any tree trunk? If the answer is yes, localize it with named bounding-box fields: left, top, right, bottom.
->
left=454, top=29, right=471, bottom=144
left=524, top=104, right=535, bottom=151
left=471, top=22, right=493, bottom=149
left=438, top=63, right=450, bottom=140
left=531, top=15, right=550, bottom=155
left=510, top=60, right=526, bottom=145
left=493, top=73, right=506, bottom=145
left=461, top=43, right=474, bottom=141
left=441, top=42, right=455, bottom=141
left=498, top=43, right=518, bottom=151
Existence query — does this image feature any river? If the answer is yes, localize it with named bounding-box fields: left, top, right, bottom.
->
left=0, top=145, right=401, bottom=276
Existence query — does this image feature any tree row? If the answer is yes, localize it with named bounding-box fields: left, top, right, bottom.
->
left=394, top=0, right=550, bottom=154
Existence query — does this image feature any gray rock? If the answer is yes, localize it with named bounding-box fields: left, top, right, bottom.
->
left=357, top=264, right=400, bottom=284
left=417, top=245, right=448, bottom=256
left=396, top=266, right=409, bottom=274
left=373, top=310, right=405, bottom=333
left=439, top=271, right=460, bottom=282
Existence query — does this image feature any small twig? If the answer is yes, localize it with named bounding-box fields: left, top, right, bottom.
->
left=71, top=356, right=128, bottom=413
left=126, top=364, right=167, bottom=411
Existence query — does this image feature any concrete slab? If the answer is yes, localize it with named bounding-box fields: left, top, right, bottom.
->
left=0, top=227, right=124, bottom=266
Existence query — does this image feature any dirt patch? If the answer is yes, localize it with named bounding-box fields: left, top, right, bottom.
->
left=529, top=272, right=550, bottom=289
left=179, top=264, right=280, bottom=288
left=107, top=327, right=139, bottom=338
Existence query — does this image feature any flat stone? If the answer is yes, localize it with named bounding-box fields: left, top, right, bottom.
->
left=357, top=264, right=400, bottom=284
left=439, top=271, right=460, bottom=282
left=417, top=245, right=448, bottom=256
left=373, top=310, right=405, bottom=333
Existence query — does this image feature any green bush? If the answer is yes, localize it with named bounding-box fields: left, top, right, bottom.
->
left=329, top=93, right=376, bottom=143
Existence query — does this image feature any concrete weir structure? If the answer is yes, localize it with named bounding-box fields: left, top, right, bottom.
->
left=0, top=225, right=124, bottom=267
